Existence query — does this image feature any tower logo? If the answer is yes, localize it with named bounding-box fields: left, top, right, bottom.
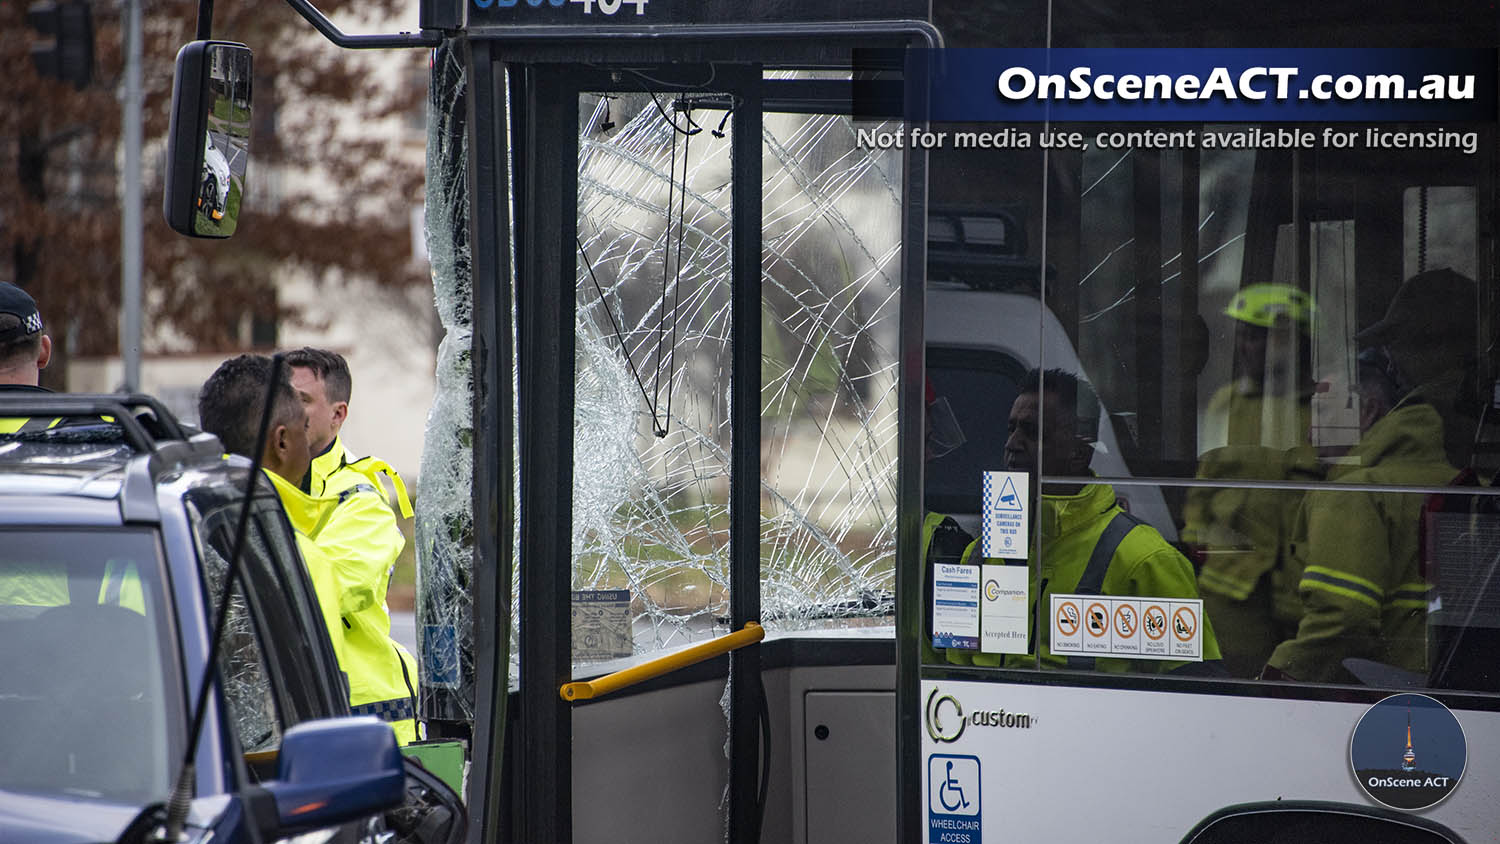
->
left=1350, top=693, right=1466, bottom=810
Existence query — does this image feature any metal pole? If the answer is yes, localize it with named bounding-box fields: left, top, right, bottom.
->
left=122, top=0, right=143, bottom=392
left=728, top=68, right=764, bottom=844
left=516, top=65, right=575, bottom=844
left=467, top=39, right=513, bottom=844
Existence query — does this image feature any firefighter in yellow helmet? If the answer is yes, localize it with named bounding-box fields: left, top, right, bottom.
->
left=1182, top=283, right=1322, bottom=675
left=1202, top=283, right=1316, bottom=451
left=284, top=347, right=418, bottom=744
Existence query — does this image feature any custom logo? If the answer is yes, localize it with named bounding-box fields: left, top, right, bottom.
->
left=984, top=580, right=1000, bottom=601
left=925, top=687, right=1034, bottom=744
left=1351, top=693, right=1467, bottom=810
left=926, top=688, right=966, bottom=743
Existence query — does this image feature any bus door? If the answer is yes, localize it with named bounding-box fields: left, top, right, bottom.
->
left=445, top=10, right=938, bottom=842
left=911, top=1, right=1499, bottom=842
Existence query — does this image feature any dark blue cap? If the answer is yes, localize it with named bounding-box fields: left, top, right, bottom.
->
left=0, top=282, right=44, bottom=344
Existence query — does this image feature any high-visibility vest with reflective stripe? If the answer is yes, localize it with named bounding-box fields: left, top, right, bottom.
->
left=1266, top=398, right=1456, bottom=682
left=946, top=483, right=1220, bottom=672
left=270, top=463, right=419, bottom=744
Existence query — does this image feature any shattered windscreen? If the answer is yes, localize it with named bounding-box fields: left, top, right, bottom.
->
left=568, top=84, right=904, bottom=670
left=415, top=64, right=907, bottom=704
left=416, top=43, right=477, bottom=722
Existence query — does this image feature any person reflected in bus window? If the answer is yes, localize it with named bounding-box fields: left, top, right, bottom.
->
left=1183, top=284, right=1318, bottom=677
left=922, top=377, right=975, bottom=665
left=1200, top=283, right=1316, bottom=453
left=948, top=368, right=1222, bottom=673
left=1265, top=269, right=1478, bottom=683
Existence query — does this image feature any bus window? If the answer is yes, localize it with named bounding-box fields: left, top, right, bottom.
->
left=568, top=84, right=905, bottom=677
left=921, top=118, right=1497, bottom=687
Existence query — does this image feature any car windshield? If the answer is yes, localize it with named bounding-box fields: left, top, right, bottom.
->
left=0, top=529, right=177, bottom=805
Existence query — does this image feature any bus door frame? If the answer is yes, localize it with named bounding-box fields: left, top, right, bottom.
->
left=463, top=29, right=934, bottom=841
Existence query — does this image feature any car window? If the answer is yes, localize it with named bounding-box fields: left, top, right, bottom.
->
left=197, top=540, right=284, bottom=753
left=186, top=484, right=348, bottom=743
left=0, top=529, right=177, bottom=804
left=250, top=501, right=348, bottom=716
left=187, top=490, right=286, bottom=754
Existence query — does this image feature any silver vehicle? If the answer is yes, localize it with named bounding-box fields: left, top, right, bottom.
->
left=199, top=136, right=230, bottom=223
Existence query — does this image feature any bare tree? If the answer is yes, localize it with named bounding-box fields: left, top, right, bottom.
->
left=1, top=1, right=425, bottom=386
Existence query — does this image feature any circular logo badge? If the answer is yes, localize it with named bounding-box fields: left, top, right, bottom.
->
left=925, top=687, right=966, bottom=744
left=1350, top=693, right=1466, bottom=810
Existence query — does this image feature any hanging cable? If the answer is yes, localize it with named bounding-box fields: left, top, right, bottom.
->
left=647, top=90, right=702, bottom=136
left=1418, top=185, right=1429, bottom=274
left=711, top=109, right=732, bottom=139
left=579, top=97, right=706, bottom=437
left=653, top=113, right=679, bottom=430
left=660, top=105, right=692, bottom=437
left=580, top=236, right=659, bottom=417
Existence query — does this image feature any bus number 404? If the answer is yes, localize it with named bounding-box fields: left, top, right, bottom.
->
left=572, top=0, right=648, bottom=14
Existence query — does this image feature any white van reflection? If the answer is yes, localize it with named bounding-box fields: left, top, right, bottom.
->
left=199, top=136, right=230, bottom=223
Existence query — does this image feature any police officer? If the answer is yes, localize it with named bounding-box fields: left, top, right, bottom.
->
left=949, top=368, right=1221, bottom=673
left=1266, top=269, right=1477, bottom=682
left=0, top=281, right=53, bottom=400
left=197, top=355, right=348, bottom=672
left=282, top=347, right=419, bottom=743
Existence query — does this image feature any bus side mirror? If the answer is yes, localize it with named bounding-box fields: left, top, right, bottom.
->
left=163, top=40, right=252, bottom=238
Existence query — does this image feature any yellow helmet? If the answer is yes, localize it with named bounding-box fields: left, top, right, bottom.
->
left=1224, top=283, right=1315, bottom=330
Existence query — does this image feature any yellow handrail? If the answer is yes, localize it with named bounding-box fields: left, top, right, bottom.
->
left=559, top=622, right=765, bottom=702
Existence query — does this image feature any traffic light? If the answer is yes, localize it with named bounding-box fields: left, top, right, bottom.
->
left=26, top=0, right=94, bottom=90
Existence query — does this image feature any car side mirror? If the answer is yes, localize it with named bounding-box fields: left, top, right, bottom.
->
left=257, top=717, right=405, bottom=836
left=163, top=40, right=251, bottom=238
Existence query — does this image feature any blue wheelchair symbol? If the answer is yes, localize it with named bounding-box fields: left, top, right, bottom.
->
left=939, top=760, right=970, bottom=811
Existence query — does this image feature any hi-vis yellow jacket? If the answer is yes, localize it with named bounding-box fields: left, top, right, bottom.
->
left=269, top=452, right=419, bottom=744
left=263, top=472, right=349, bottom=673
left=309, top=437, right=413, bottom=518
left=946, top=483, right=1221, bottom=673
left=0, top=559, right=144, bottom=613
left=1267, top=397, right=1457, bottom=683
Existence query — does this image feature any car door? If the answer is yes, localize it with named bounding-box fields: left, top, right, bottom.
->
left=188, top=482, right=466, bottom=844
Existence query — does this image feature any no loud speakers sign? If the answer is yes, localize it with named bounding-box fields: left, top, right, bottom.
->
left=1049, top=594, right=1202, bottom=662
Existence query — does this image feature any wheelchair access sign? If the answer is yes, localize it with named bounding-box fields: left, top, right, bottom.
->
left=928, top=753, right=981, bottom=843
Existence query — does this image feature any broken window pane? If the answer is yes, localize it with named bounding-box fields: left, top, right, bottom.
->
left=571, top=86, right=903, bottom=674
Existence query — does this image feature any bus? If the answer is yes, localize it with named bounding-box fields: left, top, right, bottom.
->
left=162, top=0, right=1498, bottom=841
